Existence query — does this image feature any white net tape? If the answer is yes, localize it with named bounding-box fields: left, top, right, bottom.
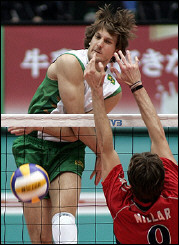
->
left=1, top=114, right=178, bottom=127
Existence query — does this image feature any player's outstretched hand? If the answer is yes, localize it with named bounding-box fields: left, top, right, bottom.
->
left=84, top=53, right=105, bottom=91
left=110, top=50, right=141, bottom=86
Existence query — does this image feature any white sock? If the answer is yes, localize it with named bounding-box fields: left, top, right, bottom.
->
left=52, top=212, right=77, bottom=244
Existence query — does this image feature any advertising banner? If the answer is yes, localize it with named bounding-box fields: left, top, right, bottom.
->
left=4, top=25, right=178, bottom=114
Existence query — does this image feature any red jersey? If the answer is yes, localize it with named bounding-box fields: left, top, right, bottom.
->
left=102, top=157, right=178, bottom=244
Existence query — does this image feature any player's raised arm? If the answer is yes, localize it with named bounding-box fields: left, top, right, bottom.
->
left=112, top=50, right=177, bottom=165
left=84, top=54, right=121, bottom=181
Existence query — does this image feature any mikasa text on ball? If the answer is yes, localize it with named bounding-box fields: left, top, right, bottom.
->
left=10, top=163, right=50, bottom=203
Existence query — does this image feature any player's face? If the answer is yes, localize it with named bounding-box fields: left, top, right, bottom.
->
left=88, top=28, right=118, bottom=66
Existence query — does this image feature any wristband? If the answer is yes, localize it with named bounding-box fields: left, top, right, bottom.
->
left=130, top=81, right=142, bottom=89
left=131, top=84, right=143, bottom=93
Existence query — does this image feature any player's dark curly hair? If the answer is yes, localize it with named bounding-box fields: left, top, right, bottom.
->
left=84, top=4, right=137, bottom=62
left=127, top=152, right=165, bottom=203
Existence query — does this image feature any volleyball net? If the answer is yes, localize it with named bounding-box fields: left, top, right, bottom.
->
left=1, top=113, right=178, bottom=127
left=1, top=114, right=178, bottom=244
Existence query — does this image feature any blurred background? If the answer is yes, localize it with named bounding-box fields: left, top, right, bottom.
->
left=1, top=1, right=178, bottom=23
left=1, top=1, right=178, bottom=114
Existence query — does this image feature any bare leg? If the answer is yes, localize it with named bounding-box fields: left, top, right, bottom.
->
left=23, top=172, right=81, bottom=244
left=49, top=172, right=81, bottom=217
left=23, top=198, right=52, bottom=244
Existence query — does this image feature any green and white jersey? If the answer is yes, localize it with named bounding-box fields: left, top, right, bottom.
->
left=52, top=49, right=121, bottom=114
left=29, top=49, right=121, bottom=142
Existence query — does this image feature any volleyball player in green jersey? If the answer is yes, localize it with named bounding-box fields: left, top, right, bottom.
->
left=8, top=4, right=136, bottom=244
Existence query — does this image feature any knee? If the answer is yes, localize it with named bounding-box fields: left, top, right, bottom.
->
left=52, top=212, right=77, bottom=244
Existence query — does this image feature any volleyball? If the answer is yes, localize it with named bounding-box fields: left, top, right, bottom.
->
left=10, top=163, right=50, bottom=203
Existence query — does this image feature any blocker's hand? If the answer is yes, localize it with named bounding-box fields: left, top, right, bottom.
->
left=110, top=50, right=141, bottom=86
left=8, top=127, right=35, bottom=136
left=84, top=53, right=105, bottom=91
left=90, top=154, right=102, bottom=186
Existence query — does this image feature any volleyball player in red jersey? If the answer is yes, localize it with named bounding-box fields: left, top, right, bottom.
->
left=84, top=50, right=178, bottom=244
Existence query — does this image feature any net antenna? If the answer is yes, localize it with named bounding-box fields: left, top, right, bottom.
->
left=1, top=114, right=178, bottom=127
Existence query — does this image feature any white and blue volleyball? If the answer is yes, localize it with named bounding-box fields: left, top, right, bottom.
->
left=10, top=163, right=50, bottom=203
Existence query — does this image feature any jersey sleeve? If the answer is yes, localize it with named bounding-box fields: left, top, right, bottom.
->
left=161, top=157, right=178, bottom=197
left=102, top=164, right=131, bottom=219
